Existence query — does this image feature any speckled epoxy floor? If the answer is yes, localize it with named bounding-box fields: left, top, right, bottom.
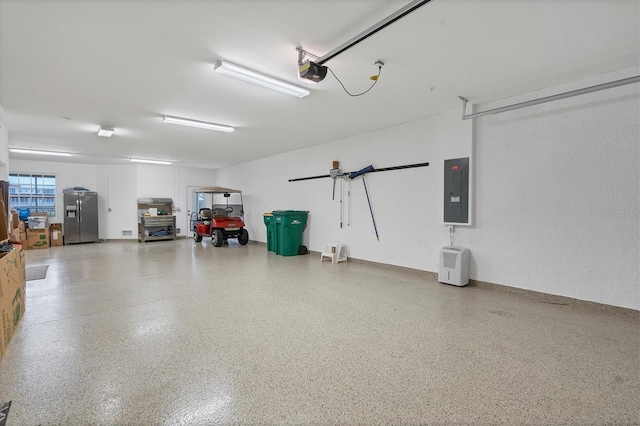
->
left=0, top=239, right=638, bottom=425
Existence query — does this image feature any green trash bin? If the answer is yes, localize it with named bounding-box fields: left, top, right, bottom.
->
left=263, top=213, right=277, bottom=252
left=272, top=210, right=308, bottom=256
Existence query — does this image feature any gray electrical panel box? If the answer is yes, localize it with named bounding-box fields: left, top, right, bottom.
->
left=444, top=157, right=469, bottom=224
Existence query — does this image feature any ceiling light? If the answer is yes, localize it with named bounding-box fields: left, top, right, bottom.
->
left=214, top=59, right=310, bottom=98
left=97, top=127, right=114, bottom=137
left=162, top=115, right=234, bottom=133
left=9, top=148, right=72, bottom=157
left=129, top=158, right=172, bottom=165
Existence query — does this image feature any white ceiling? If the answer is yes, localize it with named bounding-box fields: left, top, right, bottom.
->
left=1, top=0, right=638, bottom=169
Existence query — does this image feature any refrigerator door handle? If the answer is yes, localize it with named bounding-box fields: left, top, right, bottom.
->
left=78, top=199, right=81, bottom=222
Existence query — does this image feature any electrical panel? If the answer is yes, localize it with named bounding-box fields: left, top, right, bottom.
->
left=444, top=157, right=469, bottom=224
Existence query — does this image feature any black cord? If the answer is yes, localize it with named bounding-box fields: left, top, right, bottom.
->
left=327, top=65, right=382, bottom=97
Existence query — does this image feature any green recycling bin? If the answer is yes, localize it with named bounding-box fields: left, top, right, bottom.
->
left=272, top=210, right=308, bottom=256
left=263, top=213, right=277, bottom=252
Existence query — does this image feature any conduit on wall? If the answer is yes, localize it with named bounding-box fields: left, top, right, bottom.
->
left=459, top=75, right=640, bottom=120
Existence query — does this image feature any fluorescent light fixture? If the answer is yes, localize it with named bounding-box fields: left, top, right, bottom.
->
left=97, top=126, right=114, bottom=137
left=162, top=115, right=235, bottom=133
left=129, top=158, right=172, bottom=165
left=9, top=148, right=72, bottom=157
left=214, top=59, right=310, bottom=98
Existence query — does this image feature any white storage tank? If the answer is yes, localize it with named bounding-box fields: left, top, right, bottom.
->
left=438, top=246, right=470, bottom=286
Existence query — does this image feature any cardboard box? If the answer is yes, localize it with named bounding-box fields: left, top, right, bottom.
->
left=27, top=228, right=50, bottom=250
left=0, top=246, right=26, bottom=358
left=11, top=212, right=18, bottom=230
left=9, top=229, right=20, bottom=241
left=18, top=221, right=25, bottom=233
left=19, top=232, right=26, bottom=243
left=50, top=223, right=63, bottom=246
left=0, top=198, right=7, bottom=242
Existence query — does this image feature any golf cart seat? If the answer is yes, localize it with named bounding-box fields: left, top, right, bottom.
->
left=199, top=208, right=212, bottom=223
left=212, top=208, right=227, bottom=217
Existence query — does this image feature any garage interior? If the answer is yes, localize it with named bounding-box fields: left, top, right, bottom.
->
left=0, top=0, right=638, bottom=424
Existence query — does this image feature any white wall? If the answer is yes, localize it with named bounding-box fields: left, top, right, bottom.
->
left=96, top=165, right=138, bottom=240
left=216, top=68, right=639, bottom=310
left=8, top=161, right=215, bottom=240
left=9, top=159, right=98, bottom=223
left=0, top=118, right=9, bottom=180
left=465, top=67, right=639, bottom=310
left=216, top=116, right=445, bottom=269
left=94, top=164, right=215, bottom=239
left=136, top=165, right=175, bottom=199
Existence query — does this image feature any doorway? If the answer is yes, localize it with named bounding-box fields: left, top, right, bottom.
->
left=186, top=186, right=209, bottom=238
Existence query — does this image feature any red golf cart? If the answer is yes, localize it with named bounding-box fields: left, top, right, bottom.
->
left=190, top=187, right=249, bottom=247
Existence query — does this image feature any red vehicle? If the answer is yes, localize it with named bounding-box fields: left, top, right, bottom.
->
left=191, top=187, right=249, bottom=247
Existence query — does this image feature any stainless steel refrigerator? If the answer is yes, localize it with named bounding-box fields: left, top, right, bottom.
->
left=63, top=190, right=99, bottom=244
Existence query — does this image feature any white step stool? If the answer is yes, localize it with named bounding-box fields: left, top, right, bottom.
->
left=321, top=244, right=348, bottom=264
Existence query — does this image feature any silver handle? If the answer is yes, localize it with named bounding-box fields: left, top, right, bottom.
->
left=78, top=199, right=82, bottom=222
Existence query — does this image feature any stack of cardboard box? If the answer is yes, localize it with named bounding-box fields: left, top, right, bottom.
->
left=0, top=244, right=26, bottom=357
left=25, top=213, right=49, bottom=250
left=1, top=203, right=26, bottom=358
left=8, top=212, right=64, bottom=250
left=9, top=211, right=27, bottom=247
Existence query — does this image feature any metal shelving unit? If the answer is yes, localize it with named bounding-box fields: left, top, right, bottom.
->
left=138, top=215, right=176, bottom=243
left=137, top=198, right=176, bottom=243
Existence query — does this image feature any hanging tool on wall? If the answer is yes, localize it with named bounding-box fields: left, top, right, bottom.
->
left=347, top=179, right=352, bottom=227
left=330, top=161, right=340, bottom=200
left=348, top=165, right=379, bottom=240
left=289, top=161, right=429, bottom=239
left=362, top=176, right=378, bottom=240
left=339, top=177, right=344, bottom=228
left=330, top=160, right=346, bottom=227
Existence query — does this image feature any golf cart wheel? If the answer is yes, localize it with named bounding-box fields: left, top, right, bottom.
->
left=212, top=229, right=224, bottom=247
left=238, top=229, right=249, bottom=245
left=193, top=229, right=202, bottom=242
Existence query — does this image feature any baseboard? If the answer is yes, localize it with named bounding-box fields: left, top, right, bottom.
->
left=468, top=279, right=639, bottom=319
left=346, top=256, right=437, bottom=279
left=328, top=255, right=639, bottom=319
left=102, top=237, right=188, bottom=242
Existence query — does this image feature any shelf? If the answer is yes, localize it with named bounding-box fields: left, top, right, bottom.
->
left=138, top=215, right=176, bottom=243
left=140, top=217, right=174, bottom=226
left=140, top=234, right=174, bottom=242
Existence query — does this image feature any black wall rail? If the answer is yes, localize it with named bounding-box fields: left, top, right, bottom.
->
left=288, top=162, right=429, bottom=183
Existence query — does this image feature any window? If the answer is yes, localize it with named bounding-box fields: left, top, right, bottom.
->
left=9, top=173, right=57, bottom=217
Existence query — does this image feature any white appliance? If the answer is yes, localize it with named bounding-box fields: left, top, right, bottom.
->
left=438, top=247, right=470, bottom=286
